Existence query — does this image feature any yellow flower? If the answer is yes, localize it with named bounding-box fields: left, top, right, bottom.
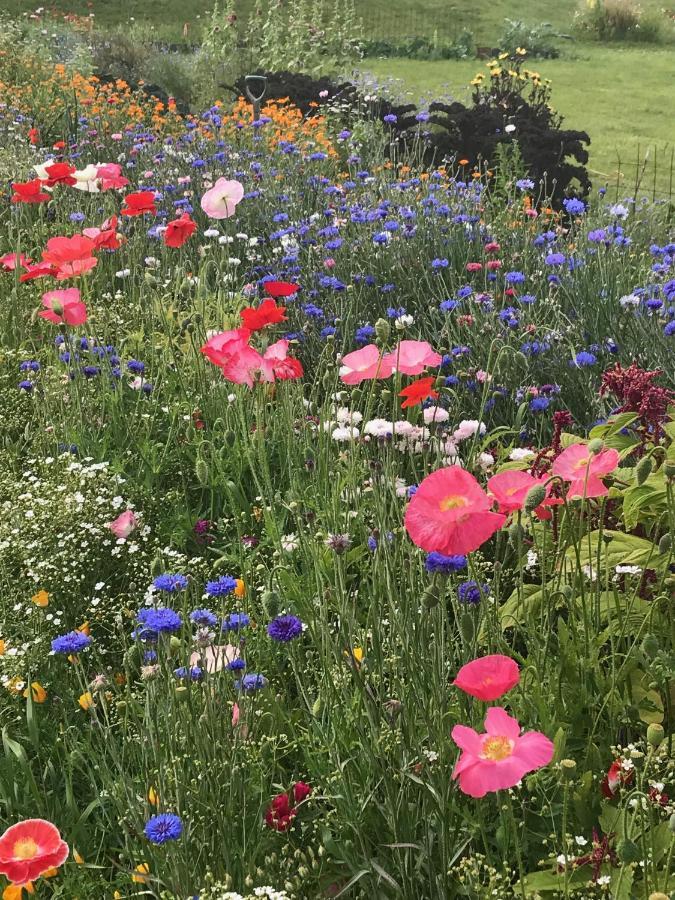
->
left=234, top=578, right=246, bottom=599
left=78, top=692, right=94, bottom=711
left=3, top=884, right=34, bottom=899
left=31, top=590, right=49, bottom=608
left=73, top=849, right=85, bottom=864
left=132, top=863, right=150, bottom=884
left=147, top=786, right=159, bottom=806
left=23, top=682, right=47, bottom=704
left=516, top=47, right=527, bottom=55
left=0, top=639, right=5, bottom=655
left=498, top=51, right=509, bottom=59
left=78, top=621, right=90, bottom=636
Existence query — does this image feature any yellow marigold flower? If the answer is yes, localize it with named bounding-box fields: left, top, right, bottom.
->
left=78, top=692, right=94, bottom=711
left=234, top=578, right=245, bottom=599
left=147, top=786, right=159, bottom=806
left=132, top=863, right=150, bottom=884
left=31, top=590, right=49, bottom=608
left=24, top=682, right=47, bottom=704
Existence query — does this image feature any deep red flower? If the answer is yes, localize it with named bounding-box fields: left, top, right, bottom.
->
left=264, top=793, right=296, bottom=832
left=163, top=212, right=197, bottom=248
left=399, top=376, right=439, bottom=409
left=28, top=127, right=40, bottom=146
left=263, top=281, right=299, bottom=298
left=600, top=362, right=674, bottom=439
left=240, top=299, right=287, bottom=331
left=42, top=162, right=76, bottom=187
left=11, top=179, right=51, bottom=204
left=601, top=759, right=634, bottom=798
left=121, top=191, right=157, bottom=217
left=292, top=781, right=312, bottom=803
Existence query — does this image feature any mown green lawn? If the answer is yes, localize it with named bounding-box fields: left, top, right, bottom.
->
left=362, top=46, right=675, bottom=198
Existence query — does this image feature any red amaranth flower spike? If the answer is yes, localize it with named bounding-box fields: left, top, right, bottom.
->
left=600, top=362, right=674, bottom=439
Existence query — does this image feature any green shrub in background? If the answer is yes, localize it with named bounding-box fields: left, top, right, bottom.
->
left=498, top=19, right=566, bottom=58
left=361, top=28, right=475, bottom=60
left=573, top=0, right=666, bottom=42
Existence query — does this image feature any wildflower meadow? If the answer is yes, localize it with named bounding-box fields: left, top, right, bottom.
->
left=0, top=7, right=673, bottom=900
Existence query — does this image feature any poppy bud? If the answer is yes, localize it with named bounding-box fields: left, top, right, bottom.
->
left=423, top=586, right=439, bottom=609
left=635, top=456, right=652, bottom=485
left=435, top=375, right=446, bottom=389
left=195, top=457, right=209, bottom=484
left=524, top=483, right=546, bottom=513
left=380, top=389, right=392, bottom=402
left=663, top=461, right=675, bottom=479
left=641, top=634, right=659, bottom=659
left=312, top=696, right=323, bottom=717
left=375, top=318, right=390, bottom=343
left=587, top=438, right=604, bottom=454
left=647, top=723, right=664, bottom=748
left=658, top=533, right=671, bottom=555
left=460, top=611, right=475, bottom=642
left=224, top=430, right=236, bottom=447
left=508, top=522, right=524, bottom=544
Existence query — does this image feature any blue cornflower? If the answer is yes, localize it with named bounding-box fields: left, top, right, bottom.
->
left=505, top=271, right=526, bottom=284
left=205, top=575, right=237, bottom=597
left=19, top=380, right=33, bottom=392
left=136, top=607, right=182, bottom=636
left=189, top=608, right=218, bottom=627
left=440, top=299, right=459, bottom=312
left=222, top=612, right=250, bottom=632
left=367, top=535, right=378, bottom=551
left=127, top=360, right=145, bottom=374
left=431, top=258, right=449, bottom=269
left=19, top=360, right=40, bottom=372
left=457, top=580, right=490, bottom=604
left=228, top=658, right=246, bottom=671
left=383, top=114, right=397, bottom=124
left=545, top=252, right=566, bottom=266
left=355, top=325, right=375, bottom=345
left=563, top=198, right=585, bottom=215
left=144, top=813, right=183, bottom=844
left=51, top=631, right=92, bottom=654
left=664, top=320, right=675, bottom=336
left=153, top=573, right=188, bottom=593
left=234, top=673, right=267, bottom=691
left=529, top=397, right=550, bottom=413
left=69, top=212, right=85, bottom=223
left=571, top=351, right=597, bottom=367
left=516, top=178, right=534, bottom=190
left=267, top=615, right=303, bottom=643
left=424, top=553, right=467, bottom=574
left=174, top=665, right=203, bottom=681
left=82, top=366, right=101, bottom=378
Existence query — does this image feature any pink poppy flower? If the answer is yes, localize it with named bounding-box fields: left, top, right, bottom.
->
left=38, top=288, right=87, bottom=326
left=200, top=178, right=244, bottom=219
left=0, top=253, right=32, bottom=272
left=404, top=466, right=506, bottom=555
left=258, top=340, right=303, bottom=382
left=452, top=654, right=520, bottom=701
left=451, top=707, right=554, bottom=798
left=200, top=328, right=252, bottom=367
left=339, top=344, right=393, bottom=385
left=0, top=818, right=69, bottom=885
left=107, top=510, right=138, bottom=539
left=383, top=340, right=442, bottom=376
left=487, top=470, right=538, bottom=514
left=552, top=443, right=620, bottom=499
left=41, top=234, right=97, bottom=280
left=466, top=262, right=482, bottom=273
left=95, top=162, right=129, bottom=191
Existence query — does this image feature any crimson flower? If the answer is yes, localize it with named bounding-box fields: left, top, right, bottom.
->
left=263, top=281, right=299, bottom=298
left=121, top=191, right=157, bottom=217
left=240, top=299, right=287, bottom=331
left=399, top=376, right=439, bottom=409
left=163, top=212, right=197, bottom=248
left=42, top=162, right=76, bottom=187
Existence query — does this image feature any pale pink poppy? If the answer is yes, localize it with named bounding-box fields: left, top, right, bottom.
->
left=107, top=510, right=138, bottom=539
left=339, top=344, right=393, bottom=385
left=452, top=655, right=520, bottom=701
left=189, top=644, right=240, bottom=674
left=383, top=340, right=442, bottom=375
left=200, top=328, right=252, bottom=367
left=220, top=344, right=265, bottom=388
left=38, top=288, right=87, bottom=326
left=200, top=178, right=245, bottom=219
left=451, top=707, right=554, bottom=797
left=96, top=163, right=129, bottom=191
left=552, top=443, right=620, bottom=499
left=404, top=466, right=506, bottom=555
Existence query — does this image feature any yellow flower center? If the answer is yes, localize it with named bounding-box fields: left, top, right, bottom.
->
left=13, top=837, right=38, bottom=859
left=481, top=735, right=513, bottom=761
left=439, top=495, right=469, bottom=512
left=573, top=457, right=590, bottom=470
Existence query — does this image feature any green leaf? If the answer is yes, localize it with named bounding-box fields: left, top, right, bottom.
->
left=518, top=865, right=592, bottom=895
left=498, top=584, right=547, bottom=630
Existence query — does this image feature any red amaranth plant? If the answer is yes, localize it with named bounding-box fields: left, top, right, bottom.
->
left=600, top=362, right=674, bottom=439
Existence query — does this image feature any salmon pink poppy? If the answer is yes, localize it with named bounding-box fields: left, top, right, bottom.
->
left=0, top=253, right=32, bottom=272
left=107, top=510, right=138, bottom=539
left=41, top=235, right=97, bottom=280
left=240, top=299, right=287, bottom=331
left=399, top=376, right=439, bottom=409
left=263, top=281, right=299, bottom=298
left=488, top=470, right=538, bottom=514
left=0, top=819, right=69, bottom=885
left=19, top=262, right=57, bottom=283
left=451, top=707, right=554, bottom=798
left=258, top=340, right=304, bottom=382
left=404, top=466, right=506, bottom=555
left=39, top=288, right=87, bottom=326
left=11, top=180, right=51, bottom=204
left=384, top=340, right=442, bottom=375
left=552, top=443, right=620, bottom=499
left=121, top=191, right=157, bottom=217
left=95, top=163, right=129, bottom=191
left=339, top=344, right=393, bottom=385
left=200, top=328, right=252, bottom=368
left=217, top=345, right=264, bottom=389
left=200, top=178, right=244, bottom=219
left=163, top=212, right=197, bottom=248
left=452, top=654, right=520, bottom=701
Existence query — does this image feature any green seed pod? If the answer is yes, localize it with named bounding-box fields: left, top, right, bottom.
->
left=658, top=533, right=671, bottom=555
left=663, top=461, right=675, bottom=479
left=560, top=759, right=577, bottom=782
left=380, top=389, right=392, bottom=402
left=524, top=483, right=547, bottom=514
left=647, top=723, right=664, bottom=748
left=435, top=375, right=446, bottom=389
left=116, top=700, right=127, bottom=713
left=195, top=457, right=209, bottom=485
left=635, top=456, right=653, bottom=485
left=616, top=838, right=641, bottom=864
left=175, top=685, right=189, bottom=702
left=641, top=634, right=660, bottom=659
left=374, top=317, right=390, bottom=343
left=351, top=388, right=363, bottom=404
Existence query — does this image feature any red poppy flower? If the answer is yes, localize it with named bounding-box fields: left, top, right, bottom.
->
left=28, top=127, right=40, bottom=146
left=52, top=141, right=66, bottom=151
left=0, top=253, right=32, bottom=272
left=240, top=299, right=287, bottom=331
left=83, top=216, right=122, bottom=251
left=399, top=376, right=439, bottom=409
left=601, top=759, right=634, bottom=798
left=121, top=191, right=157, bottom=217
left=42, top=162, right=76, bottom=187
left=19, top=262, right=57, bottom=283
left=263, top=281, right=299, bottom=298
left=163, top=212, right=197, bottom=248
left=292, top=782, right=312, bottom=803
left=264, top=793, right=296, bottom=832
left=0, top=819, right=69, bottom=885
left=41, top=235, right=97, bottom=280
left=11, top=180, right=51, bottom=204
